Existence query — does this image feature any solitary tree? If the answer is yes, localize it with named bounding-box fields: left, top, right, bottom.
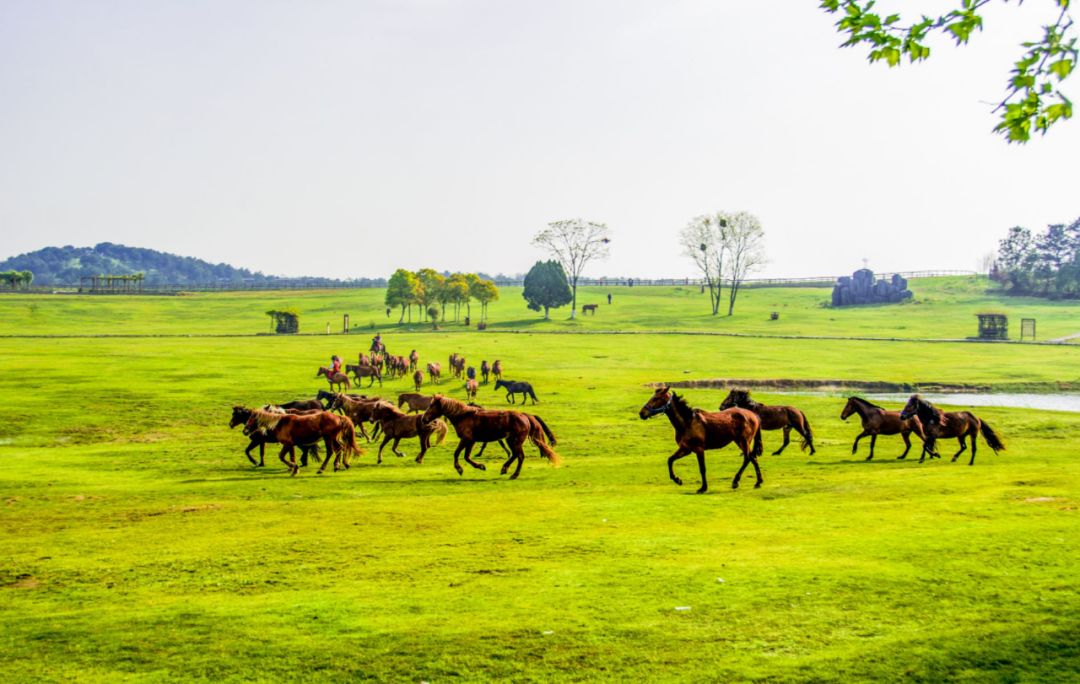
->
left=472, top=278, right=500, bottom=321
left=522, top=260, right=572, bottom=320
left=720, top=211, right=767, bottom=316
left=821, top=0, right=1076, bottom=142
left=532, top=219, right=611, bottom=318
left=679, top=214, right=729, bottom=315
left=385, top=269, right=422, bottom=323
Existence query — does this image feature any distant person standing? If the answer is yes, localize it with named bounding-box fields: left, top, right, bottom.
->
left=607, top=293, right=612, bottom=305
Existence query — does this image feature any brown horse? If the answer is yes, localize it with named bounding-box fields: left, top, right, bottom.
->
left=491, top=360, right=503, bottom=381
left=229, top=406, right=321, bottom=467
left=421, top=395, right=561, bottom=479
left=329, top=393, right=387, bottom=441
left=449, top=355, right=466, bottom=379
left=427, top=362, right=442, bottom=384
left=243, top=409, right=361, bottom=475
left=465, top=379, right=478, bottom=402
left=480, top=360, right=491, bottom=384
left=398, top=392, right=433, bottom=413
left=369, top=402, right=448, bottom=464
left=345, top=363, right=383, bottom=388
left=840, top=396, right=928, bottom=461
left=719, top=389, right=815, bottom=455
left=412, top=370, right=424, bottom=391
left=316, top=366, right=352, bottom=392
left=900, top=395, right=1006, bottom=465
left=409, top=349, right=419, bottom=372
left=639, top=386, right=763, bottom=492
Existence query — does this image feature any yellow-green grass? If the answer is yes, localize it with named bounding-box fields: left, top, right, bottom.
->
left=2, top=276, right=1078, bottom=342
left=1, top=291, right=1079, bottom=681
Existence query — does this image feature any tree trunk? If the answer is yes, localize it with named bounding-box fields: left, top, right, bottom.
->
left=544, top=306, right=550, bottom=320
left=570, top=277, right=577, bottom=319
left=727, top=281, right=740, bottom=316
left=398, top=304, right=405, bottom=323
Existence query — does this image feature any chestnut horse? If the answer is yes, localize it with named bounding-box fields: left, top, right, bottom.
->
left=900, top=395, right=1006, bottom=465
left=398, top=392, right=433, bottom=413
left=719, top=389, right=815, bottom=455
left=316, top=366, right=352, bottom=392
left=427, top=362, right=442, bottom=384
left=229, top=406, right=320, bottom=467
left=345, top=363, right=383, bottom=388
left=409, top=350, right=419, bottom=372
left=329, top=393, right=386, bottom=441
left=841, top=396, right=928, bottom=461
left=465, top=379, right=478, bottom=402
left=412, top=370, right=424, bottom=391
left=639, top=386, right=763, bottom=492
left=369, top=402, right=448, bottom=464
left=421, top=395, right=560, bottom=479
left=491, top=360, right=503, bottom=381
left=243, top=409, right=361, bottom=475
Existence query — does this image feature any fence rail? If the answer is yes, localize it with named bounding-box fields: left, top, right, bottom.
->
left=0, top=270, right=979, bottom=295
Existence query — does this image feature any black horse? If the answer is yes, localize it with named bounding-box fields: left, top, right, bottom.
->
left=229, top=406, right=320, bottom=467
left=280, top=397, right=324, bottom=412
left=494, top=379, right=538, bottom=405
left=900, top=395, right=1005, bottom=465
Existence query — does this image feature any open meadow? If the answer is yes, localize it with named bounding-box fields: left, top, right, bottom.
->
left=1, top=277, right=1078, bottom=681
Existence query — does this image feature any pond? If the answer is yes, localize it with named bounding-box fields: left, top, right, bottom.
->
left=774, top=391, right=1080, bottom=413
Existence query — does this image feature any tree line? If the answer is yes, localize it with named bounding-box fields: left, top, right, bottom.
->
left=385, top=269, right=500, bottom=324
left=0, top=270, right=34, bottom=289
left=993, top=216, right=1080, bottom=297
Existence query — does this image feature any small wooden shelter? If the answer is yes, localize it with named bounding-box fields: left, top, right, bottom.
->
left=79, top=273, right=145, bottom=294
left=975, top=313, right=1008, bottom=340
left=267, top=309, right=299, bottom=334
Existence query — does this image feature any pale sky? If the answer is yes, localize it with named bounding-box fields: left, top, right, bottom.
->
left=2, top=1, right=1077, bottom=279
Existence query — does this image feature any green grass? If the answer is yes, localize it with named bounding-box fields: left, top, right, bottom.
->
left=1, top=280, right=1078, bottom=681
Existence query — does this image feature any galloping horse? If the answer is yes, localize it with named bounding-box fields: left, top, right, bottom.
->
left=345, top=363, right=383, bottom=388
left=329, top=393, right=387, bottom=441
left=480, top=360, right=490, bottom=384
left=243, top=409, right=361, bottom=475
left=719, top=389, right=815, bottom=455
left=465, top=379, right=479, bottom=402
left=316, top=366, right=352, bottom=392
left=398, top=392, right=433, bottom=413
left=639, top=386, right=763, bottom=492
left=229, top=406, right=321, bottom=467
left=279, top=398, right=324, bottom=412
left=840, top=396, right=927, bottom=461
left=494, top=379, right=538, bottom=404
left=369, top=402, right=448, bottom=464
left=421, top=395, right=561, bottom=479
left=900, top=395, right=1006, bottom=465
left=491, top=360, right=503, bottom=381
left=427, top=362, right=442, bottom=384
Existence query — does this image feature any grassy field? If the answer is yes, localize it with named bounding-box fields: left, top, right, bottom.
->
left=1, top=278, right=1078, bottom=681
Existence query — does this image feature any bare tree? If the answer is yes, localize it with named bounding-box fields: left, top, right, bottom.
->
left=679, top=214, right=729, bottom=315
left=532, top=219, right=611, bottom=319
left=721, top=211, right=766, bottom=316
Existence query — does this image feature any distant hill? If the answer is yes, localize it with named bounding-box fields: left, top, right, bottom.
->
left=3, top=243, right=281, bottom=286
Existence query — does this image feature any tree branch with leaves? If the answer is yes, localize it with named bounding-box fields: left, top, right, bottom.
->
left=532, top=219, right=611, bottom=319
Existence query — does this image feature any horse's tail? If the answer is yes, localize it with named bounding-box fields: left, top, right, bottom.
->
left=749, top=417, right=764, bottom=458
left=432, top=419, right=448, bottom=446
left=531, top=414, right=557, bottom=447
left=980, top=421, right=1006, bottom=452
left=343, top=375, right=352, bottom=390
left=528, top=415, right=562, bottom=466
left=798, top=410, right=814, bottom=452
left=338, top=416, right=363, bottom=461
left=528, top=387, right=539, bottom=403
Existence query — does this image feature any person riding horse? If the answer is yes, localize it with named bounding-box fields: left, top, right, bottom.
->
left=330, top=355, right=342, bottom=376
left=370, top=333, right=383, bottom=354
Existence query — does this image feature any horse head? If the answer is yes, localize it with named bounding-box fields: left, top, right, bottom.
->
left=229, top=406, right=250, bottom=429
left=900, top=395, right=923, bottom=420
left=639, top=386, right=672, bottom=420
left=719, top=389, right=750, bottom=410
left=840, top=397, right=857, bottom=421
left=421, top=395, right=445, bottom=424
left=494, top=379, right=507, bottom=391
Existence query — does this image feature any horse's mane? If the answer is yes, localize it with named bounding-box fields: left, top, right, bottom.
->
left=249, top=408, right=284, bottom=430
left=669, top=392, right=695, bottom=423
left=848, top=396, right=883, bottom=410
left=260, top=405, right=288, bottom=414
left=433, top=395, right=476, bottom=418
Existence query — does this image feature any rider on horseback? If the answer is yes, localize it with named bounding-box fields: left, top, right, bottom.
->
left=330, top=355, right=342, bottom=376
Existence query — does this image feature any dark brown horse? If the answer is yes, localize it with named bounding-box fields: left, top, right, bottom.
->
left=409, top=349, right=419, bottom=372
left=639, top=386, right=763, bottom=492
left=412, top=370, right=424, bottom=391
left=329, top=393, right=386, bottom=441
left=719, top=389, right=815, bottom=455
left=491, top=360, right=503, bottom=381
left=480, top=360, right=490, bottom=384
left=900, top=395, right=1006, bottom=465
left=243, top=409, right=361, bottom=475
left=369, top=402, right=448, bottom=464
left=345, top=363, right=383, bottom=387
left=229, top=406, right=321, bottom=467
left=427, top=362, right=442, bottom=384
left=449, top=354, right=466, bottom=379
left=316, top=366, right=352, bottom=392
left=398, top=392, right=433, bottom=413
left=840, top=396, right=928, bottom=461
left=421, top=395, right=560, bottom=479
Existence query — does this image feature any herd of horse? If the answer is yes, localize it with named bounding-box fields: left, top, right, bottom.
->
left=638, top=386, right=1006, bottom=493
left=230, top=340, right=1007, bottom=492
left=230, top=346, right=559, bottom=478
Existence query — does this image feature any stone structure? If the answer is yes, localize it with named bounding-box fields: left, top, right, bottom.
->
left=831, top=269, right=913, bottom=307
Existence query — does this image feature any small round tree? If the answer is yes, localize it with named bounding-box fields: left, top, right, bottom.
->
left=522, top=260, right=572, bottom=320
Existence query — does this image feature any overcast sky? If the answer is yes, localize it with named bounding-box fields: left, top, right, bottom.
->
left=2, top=1, right=1077, bottom=279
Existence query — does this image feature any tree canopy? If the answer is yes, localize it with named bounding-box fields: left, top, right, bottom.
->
left=532, top=219, right=611, bottom=318
left=522, top=260, right=572, bottom=319
left=993, top=216, right=1080, bottom=295
left=821, top=0, right=1076, bottom=142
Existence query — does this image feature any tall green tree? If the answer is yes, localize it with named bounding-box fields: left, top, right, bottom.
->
left=522, top=260, right=572, bottom=320
left=415, top=268, right=444, bottom=322
left=471, top=278, right=500, bottom=322
left=445, top=273, right=471, bottom=321
left=821, top=0, right=1076, bottom=142
left=385, top=269, right=422, bottom=323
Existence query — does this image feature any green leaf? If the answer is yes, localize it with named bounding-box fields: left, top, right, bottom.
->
left=1048, top=59, right=1074, bottom=80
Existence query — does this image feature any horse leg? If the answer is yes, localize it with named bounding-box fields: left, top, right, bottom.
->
left=968, top=431, right=978, bottom=466
left=285, top=445, right=299, bottom=476
left=867, top=434, right=878, bottom=461
left=317, top=438, right=335, bottom=474
left=731, top=455, right=751, bottom=490
left=952, top=436, right=967, bottom=463
left=391, top=437, right=405, bottom=458
left=750, top=456, right=764, bottom=489
left=452, top=441, right=466, bottom=476
left=378, top=435, right=392, bottom=465
left=773, top=427, right=791, bottom=455
left=897, top=431, right=912, bottom=460
left=464, top=442, right=487, bottom=471
left=693, top=449, right=708, bottom=493
left=852, top=430, right=868, bottom=456
left=667, top=447, right=691, bottom=486
left=245, top=440, right=260, bottom=467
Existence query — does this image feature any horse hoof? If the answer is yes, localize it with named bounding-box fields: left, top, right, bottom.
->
left=771, top=450, right=782, bottom=456
left=509, top=473, right=519, bottom=480
left=754, top=482, right=762, bottom=489
left=731, top=481, right=739, bottom=490
left=455, top=466, right=463, bottom=476
left=696, top=487, right=707, bottom=494
left=864, top=456, right=873, bottom=462
left=672, top=477, right=683, bottom=486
